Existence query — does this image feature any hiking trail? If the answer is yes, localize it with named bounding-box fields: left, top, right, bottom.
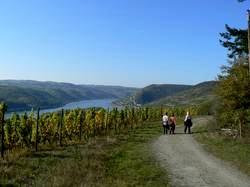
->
left=152, top=117, right=250, bottom=187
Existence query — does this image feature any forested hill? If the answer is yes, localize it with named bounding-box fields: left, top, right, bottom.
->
left=0, top=80, right=138, bottom=111
left=135, top=81, right=217, bottom=106
left=135, top=84, right=192, bottom=104
left=150, top=81, right=217, bottom=106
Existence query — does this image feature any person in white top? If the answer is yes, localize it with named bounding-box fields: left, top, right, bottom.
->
left=162, top=113, right=169, bottom=135
left=184, top=112, right=192, bottom=134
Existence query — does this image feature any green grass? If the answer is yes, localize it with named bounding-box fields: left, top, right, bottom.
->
left=193, top=117, right=250, bottom=176
left=0, top=122, right=169, bottom=187
left=105, top=125, right=169, bottom=187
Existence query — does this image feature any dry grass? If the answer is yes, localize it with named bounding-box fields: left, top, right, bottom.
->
left=193, top=116, right=250, bottom=176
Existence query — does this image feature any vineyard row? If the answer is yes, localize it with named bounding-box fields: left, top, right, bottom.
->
left=0, top=103, right=201, bottom=158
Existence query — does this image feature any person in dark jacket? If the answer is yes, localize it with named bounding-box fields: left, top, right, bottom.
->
left=184, top=112, right=192, bottom=134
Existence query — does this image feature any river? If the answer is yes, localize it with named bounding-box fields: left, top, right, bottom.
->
left=6, top=98, right=116, bottom=118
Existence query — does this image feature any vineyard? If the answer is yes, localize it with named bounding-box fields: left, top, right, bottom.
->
left=0, top=102, right=201, bottom=158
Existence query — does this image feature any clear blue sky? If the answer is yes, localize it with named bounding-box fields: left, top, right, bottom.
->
left=0, top=0, right=249, bottom=87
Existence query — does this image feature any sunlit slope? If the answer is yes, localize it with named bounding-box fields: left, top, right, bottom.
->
left=135, top=84, right=192, bottom=105
left=133, top=81, right=216, bottom=106
left=0, top=80, right=138, bottom=111
left=148, top=81, right=217, bottom=106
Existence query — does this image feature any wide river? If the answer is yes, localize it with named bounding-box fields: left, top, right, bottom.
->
left=6, top=98, right=116, bottom=118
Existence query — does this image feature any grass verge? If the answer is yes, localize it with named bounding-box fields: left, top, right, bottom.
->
left=0, top=122, right=169, bottom=187
left=193, top=116, right=250, bottom=176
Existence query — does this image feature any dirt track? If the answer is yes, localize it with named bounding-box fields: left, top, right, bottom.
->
left=152, top=117, right=250, bottom=187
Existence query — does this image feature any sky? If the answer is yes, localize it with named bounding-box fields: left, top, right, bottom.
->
left=0, top=0, right=249, bottom=87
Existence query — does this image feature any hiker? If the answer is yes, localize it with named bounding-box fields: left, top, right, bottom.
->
left=162, top=112, right=169, bottom=135
left=169, top=114, right=176, bottom=134
left=184, top=112, right=192, bottom=134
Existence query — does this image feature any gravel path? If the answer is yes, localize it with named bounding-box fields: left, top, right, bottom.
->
left=152, top=117, right=250, bottom=187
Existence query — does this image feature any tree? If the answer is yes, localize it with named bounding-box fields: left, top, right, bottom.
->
left=220, top=25, right=248, bottom=58
left=216, top=58, right=250, bottom=136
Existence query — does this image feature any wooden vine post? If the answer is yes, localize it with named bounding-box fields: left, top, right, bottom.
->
left=93, top=109, right=96, bottom=137
left=59, top=109, right=64, bottom=146
left=105, top=108, right=109, bottom=135
left=247, top=10, right=250, bottom=74
left=35, top=107, right=40, bottom=152
left=1, top=103, right=7, bottom=159
left=79, top=110, right=84, bottom=141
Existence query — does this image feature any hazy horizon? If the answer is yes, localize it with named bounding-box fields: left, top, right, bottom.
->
left=0, top=78, right=216, bottom=88
left=0, top=0, right=249, bottom=87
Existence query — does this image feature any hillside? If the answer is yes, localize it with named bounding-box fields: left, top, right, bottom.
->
left=117, top=81, right=217, bottom=107
left=135, top=84, right=192, bottom=105
left=0, top=80, right=137, bottom=111
left=149, top=81, right=217, bottom=106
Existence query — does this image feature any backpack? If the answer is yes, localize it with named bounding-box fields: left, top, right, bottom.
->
left=186, top=117, right=192, bottom=126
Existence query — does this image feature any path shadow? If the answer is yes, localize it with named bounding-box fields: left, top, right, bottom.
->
left=163, top=132, right=191, bottom=136
left=191, top=130, right=209, bottom=134
left=30, top=152, right=71, bottom=159
left=161, top=130, right=208, bottom=136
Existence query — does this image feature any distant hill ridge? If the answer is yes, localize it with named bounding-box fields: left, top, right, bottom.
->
left=135, top=81, right=217, bottom=106
left=0, top=80, right=138, bottom=111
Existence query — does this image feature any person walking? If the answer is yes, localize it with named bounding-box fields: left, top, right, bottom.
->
left=184, top=112, right=192, bottom=134
left=162, top=113, right=169, bottom=135
left=169, top=114, right=176, bottom=135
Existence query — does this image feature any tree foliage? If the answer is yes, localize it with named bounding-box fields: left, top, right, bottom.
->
left=220, top=0, right=249, bottom=58
left=219, top=25, right=248, bottom=58
left=216, top=58, right=250, bottom=135
left=217, top=58, right=250, bottom=110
